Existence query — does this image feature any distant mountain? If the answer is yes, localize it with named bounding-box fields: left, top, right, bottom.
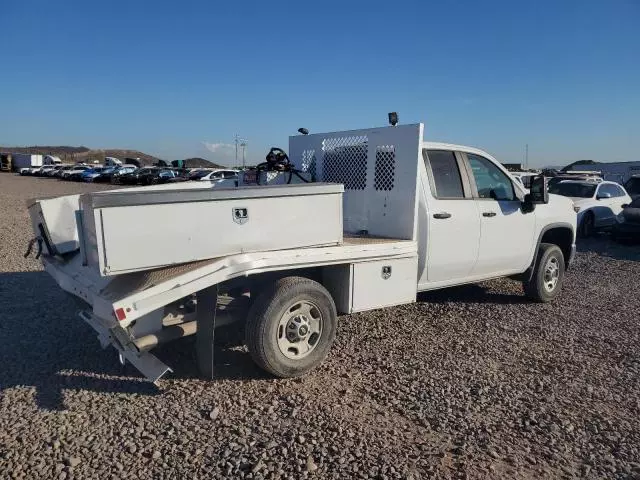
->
left=183, top=157, right=227, bottom=168
left=0, top=145, right=90, bottom=156
left=75, top=149, right=162, bottom=166
left=561, top=160, right=598, bottom=172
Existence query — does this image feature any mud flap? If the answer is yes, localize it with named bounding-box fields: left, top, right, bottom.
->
left=196, top=285, right=219, bottom=380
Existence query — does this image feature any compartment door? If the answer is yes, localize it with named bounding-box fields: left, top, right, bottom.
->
left=351, top=256, right=417, bottom=312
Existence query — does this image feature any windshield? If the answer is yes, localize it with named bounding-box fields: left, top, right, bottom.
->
left=549, top=182, right=596, bottom=198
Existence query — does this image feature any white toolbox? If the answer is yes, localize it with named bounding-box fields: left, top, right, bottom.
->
left=78, top=183, right=344, bottom=276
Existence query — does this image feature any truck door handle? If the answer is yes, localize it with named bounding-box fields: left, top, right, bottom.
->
left=433, top=212, right=452, bottom=219
left=482, top=212, right=497, bottom=217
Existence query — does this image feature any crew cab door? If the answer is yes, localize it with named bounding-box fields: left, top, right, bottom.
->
left=422, top=149, right=481, bottom=284
left=463, top=153, right=535, bottom=276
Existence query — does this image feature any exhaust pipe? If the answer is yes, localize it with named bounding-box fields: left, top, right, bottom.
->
left=133, top=321, right=197, bottom=352
left=132, top=310, right=238, bottom=352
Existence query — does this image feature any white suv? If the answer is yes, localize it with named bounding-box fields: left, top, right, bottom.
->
left=549, top=180, right=632, bottom=236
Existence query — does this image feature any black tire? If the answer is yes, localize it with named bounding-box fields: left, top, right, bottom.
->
left=523, top=243, right=565, bottom=303
left=580, top=212, right=595, bottom=238
left=245, top=276, right=337, bottom=378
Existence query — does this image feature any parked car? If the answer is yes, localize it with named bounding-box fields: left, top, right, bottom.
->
left=511, top=172, right=537, bottom=191
left=624, top=175, right=640, bottom=200
left=138, top=168, right=188, bottom=185
left=612, top=197, right=640, bottom=242
left=188, top=168, right=212, bottom=180
left=62, top=166, right=90, bottom=181
left=549, top=180, right=632, bottom=237
left=27, top=166, right=45, bottom=175
left=34, top=165, right=57, bottom=177
left=44, top=164, right=69, bottom=177
left=163, top=169, right=189, bottom=183
left=94, top=165, right=136, bottom=183
left=547, top=175, right=601, bottom=189
left=198, top=169, right=238, bottom=187
left=80, top=167, right=106, bottom=182
left=116, top=167, right=156, bottom=185
left=92, top=166, right=118, bottom=183
left=54, top=166, right=75, bottom=178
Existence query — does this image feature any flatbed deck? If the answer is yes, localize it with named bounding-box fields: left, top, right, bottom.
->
left=43, top=234, right=416, bottom=326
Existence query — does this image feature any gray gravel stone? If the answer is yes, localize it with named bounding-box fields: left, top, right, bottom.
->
left=0, top=176, right=639, bottom=479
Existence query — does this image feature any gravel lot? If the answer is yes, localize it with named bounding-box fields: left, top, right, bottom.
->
left=1, top=174, right=639, bottom=479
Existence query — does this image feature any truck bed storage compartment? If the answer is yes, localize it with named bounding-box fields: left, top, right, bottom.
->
left=79, top=183, right=344, bottom=276
left=351, top=256, right=417, bottom=312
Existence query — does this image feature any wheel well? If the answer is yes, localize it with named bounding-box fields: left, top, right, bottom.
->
left=540, top=227, right=573, bottom=268
left=227, top=266, right=348, bottom=313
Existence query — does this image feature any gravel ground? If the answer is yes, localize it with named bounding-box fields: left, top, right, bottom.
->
left=1, top=173, right=639, bottom=479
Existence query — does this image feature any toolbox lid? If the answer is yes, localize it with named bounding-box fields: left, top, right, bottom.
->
left=83, top=182, right=344, bottom=209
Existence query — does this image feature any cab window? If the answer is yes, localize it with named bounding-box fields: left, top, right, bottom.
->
left=424, top=150, right=465, bottom=199
left=467, top=154, right=515, bottom=201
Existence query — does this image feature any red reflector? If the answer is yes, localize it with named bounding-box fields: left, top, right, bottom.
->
left=115, top=308, right=126, bottom=321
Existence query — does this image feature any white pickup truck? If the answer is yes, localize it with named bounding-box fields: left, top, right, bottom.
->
left=27, top=123, right=576, bottom=382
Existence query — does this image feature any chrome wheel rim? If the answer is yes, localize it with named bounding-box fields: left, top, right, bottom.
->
left=543, top=256, right=560, bottom=293
left=277, top=301, right=323, bottom=360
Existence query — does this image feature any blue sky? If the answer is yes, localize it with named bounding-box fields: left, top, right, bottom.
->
left=1, top=0, right=638, bottom=167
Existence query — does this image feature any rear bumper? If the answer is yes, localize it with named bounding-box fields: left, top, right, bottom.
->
left=79, top=310, right=172, bottom=383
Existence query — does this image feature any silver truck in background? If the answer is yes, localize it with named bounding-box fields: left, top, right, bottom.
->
left=27, top=123, right=577, bottom=382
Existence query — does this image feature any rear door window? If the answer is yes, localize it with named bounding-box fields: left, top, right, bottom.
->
left=424, top=150, right=465, bottom=198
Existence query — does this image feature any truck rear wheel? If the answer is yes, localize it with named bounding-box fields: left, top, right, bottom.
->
left=523, top=243, right=565, bottom=303
left=245, top=277, right=337, bottom=378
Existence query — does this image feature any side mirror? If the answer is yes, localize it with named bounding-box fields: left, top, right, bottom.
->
left=528, top=175, right=549, bottom=204
left=596, top=192, right=612, bottom=200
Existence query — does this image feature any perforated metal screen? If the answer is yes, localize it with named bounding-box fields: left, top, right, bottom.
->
left=374, top=145, right=396, bottom=191
left=321, top=136, right=368, bottom=190
left=300, top=149, right=317, bottom=181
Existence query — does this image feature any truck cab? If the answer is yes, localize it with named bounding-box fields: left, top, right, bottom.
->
left=416, top=142, right=575, bottom=290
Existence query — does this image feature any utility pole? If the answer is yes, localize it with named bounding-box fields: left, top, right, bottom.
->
left=234, top=134, right=248, bottom=168
left=525, top=144, right=529, bottom=170
left=234, top=134, right=239, bottom=167
left=240, top=141, right=247, bottom=168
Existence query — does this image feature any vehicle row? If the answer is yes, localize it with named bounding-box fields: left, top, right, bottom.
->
left=20, top=164, right=239, bottom=186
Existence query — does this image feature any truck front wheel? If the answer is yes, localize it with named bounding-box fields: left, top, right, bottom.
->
left=245, top=277, right=337, bottom=378
left=523, top=243, right=565, bottom=303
